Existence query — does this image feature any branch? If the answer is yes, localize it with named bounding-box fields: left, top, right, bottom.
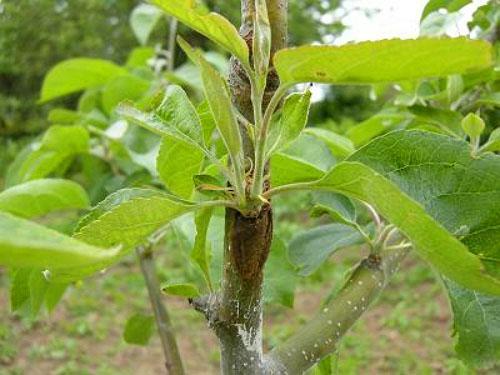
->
left=137, top=246, right=185, bottom=374
left=264, top=247, right=409, bottom=374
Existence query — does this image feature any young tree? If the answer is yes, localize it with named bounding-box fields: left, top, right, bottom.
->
left=1, top=0, right=499, bottom=374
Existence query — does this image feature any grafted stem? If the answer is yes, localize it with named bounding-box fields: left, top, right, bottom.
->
left=264, top=248, right=409, bottom=374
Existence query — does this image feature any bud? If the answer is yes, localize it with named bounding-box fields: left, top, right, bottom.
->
left=461, top=113, right=485, bottom=138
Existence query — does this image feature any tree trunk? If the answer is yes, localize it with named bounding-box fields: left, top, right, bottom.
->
left=216, top=1, right=288, bottom=373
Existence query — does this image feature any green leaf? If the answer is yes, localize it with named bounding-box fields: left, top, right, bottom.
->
left=274, top=38, right=492, bottom=86
left=198, top=55, right=244, bottom=180
left=40, top=58, right=126, bottom=102
left=288, top=224, right=364, bottom=276
left=481, top=128, right=500, bottom=153
left=267, top=90, right=312, bottom=156
left=444, top=278, right=500, bottom=367
left=264, top=236, right=296, bottom=307
left=29, top=269, right=49, bottom=318
left=74, top=189, right=196, bottom=250
left=310, top=192, right=358, bottom=228
left=191, top=208, right=214, bottom=290
left=270, top=153, right=324, bottom=188
left=102, top=75, right=150, bottom=115
left=304, top=128, right=355, bottom=159
left=253, top=0, right=271, bottom=79
left=151, top=0, right=248, bottom=65
left=5, top=125, right=90, bottom=187
left=157, top=135, right=204, bottom=199
left=130, top=4, right=163, bottom=45
left=162, top=283, right=200, bottom=298
left=0, top=212, right=120, bottom=270
left=409, top=105, right=463, bottom=137
left=155, top=85, right=204, bottom=145
left=0, top=179, right=89, bottom=218
left=10, top=268, right=32, bottom=312
left=311, top=131, right=500, bottom=295
left=421, top=0, right=472, bottom=21
left=123, top=314, right=155, bottom=346
left=346, top=110, right=412, bottom=147
left=461, top=113, right=485, bottom=137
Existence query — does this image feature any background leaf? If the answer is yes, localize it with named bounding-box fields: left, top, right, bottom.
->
left=0, top=179, right=89, bottom=218
left=40, top=58, right=126, bottom=102
left=123, top=313, right=155, bottom=346
left=274, top=38, right=491, bottom=85
left=129, top=4, right=162, bottom=45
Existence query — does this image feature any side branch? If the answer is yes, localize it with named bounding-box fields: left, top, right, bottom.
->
left=137, top=246, right=185, bottom=375
left=264, top=248, right=409, bottom=374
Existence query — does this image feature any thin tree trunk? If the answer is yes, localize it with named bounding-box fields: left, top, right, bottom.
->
left=137, top=246, right=185, bottom=375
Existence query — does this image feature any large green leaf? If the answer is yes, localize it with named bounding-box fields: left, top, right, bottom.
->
left=151, top=0, right=248, bottom=65
left=157, top=135, right=204, bottom=199
left=274, top=38, right=491, bottom=86
left=288, top=224, right=364, bottom=276
left=309, top=131, right=500, bottom=295
left=40, top=58, right=126, bottom=102
left=0, top=212, right=120, bottom=270
left=74, top=188, right=196, bottom=250
left=0, top=179, right=89, bottom=218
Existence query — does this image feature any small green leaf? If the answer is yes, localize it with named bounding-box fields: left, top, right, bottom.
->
left=29, top=270, right=49, bottom=318
left=0, top=179, right=89, bottom=218
left=130, top=4, right=162, bottom=45
left=155, top=85, right=204, bottom=145
left=289, top=224, right=364, bottom=276
left=162, top=283, right=200, bottom=298
left=102, top=74, right=150, bottom=115
left=151, top=0, right=248, bottom=65
left=461, top=113, right=485, bottom=137
left=0, top=212, right=120, bottom=270
left=10, top=268, right=31, bottom=312
left=267, top=90, right=312, bottom=156
left=198, top=54, right=244, bottom=182
left=5, top=125, right=90, bottom=187
left=446, top=74, right=464, bottom=104
left=191, top=208, right=214, bottom=290
left=253, top=0, right=271, bottom=79
left=310, top=192, right=357, bottom=228
left=421, top=0, right=472, bottom=21
left=270, top=153, right=324, bottom=188
left=264, top=237, right=296, bottom=307
left=157, top=135, right=204, bottom=199
left=481, top=128, right=500, bottom=153
left=40, top=58, right=126, bottom=102
left=274, top=38, right=492, bottom=86
left=123, top=314, right=155, bottom=346
left=347, top=110, right=412, bottom=147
